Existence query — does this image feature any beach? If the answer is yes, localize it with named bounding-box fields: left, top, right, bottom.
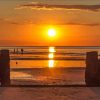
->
left=10, top=68, right=85, bottom=85
left=0, top=46, right=100, bottom=100
left=1, top=0, right=100, bottom=99
left=0, top=46, right=100, bottom=85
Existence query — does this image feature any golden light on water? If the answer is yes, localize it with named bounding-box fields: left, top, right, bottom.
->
left=48, top=47, right=56, bottom=68
left=49, top=60, right=54, bottom=68
left=49, top=47, right=56, bottom=53
left=48, top=53, right=54, bottom=59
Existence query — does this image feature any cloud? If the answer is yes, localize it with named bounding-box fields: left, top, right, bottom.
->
left=1, top=17, right=100, bottom=26
left=62, top=22, right=100, bottom=26
left=17, top=2, right=100, bottom=11
left=20, top=21, right=100, bottom=26
left=0, top=17, right=20, bottom=25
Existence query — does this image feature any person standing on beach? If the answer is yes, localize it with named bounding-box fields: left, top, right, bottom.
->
left=16, top=48, right=18, bottom=54
left=14, top=49, right=16, bottom=54
left=21, top=48, right=24, bottom=54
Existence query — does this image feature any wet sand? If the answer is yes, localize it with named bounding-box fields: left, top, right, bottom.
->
left=10, top=68, right=85, bottom=85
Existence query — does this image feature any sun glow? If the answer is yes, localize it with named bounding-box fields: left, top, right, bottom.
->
left=49, top=47, right=56, bottom=53
left=48, top=28, right=56, bottom=37
left=49, top=53, right=54, bottom=59
left=49, top=60, right=54, bottom=68
left=48, top=47, right=56, bottom=68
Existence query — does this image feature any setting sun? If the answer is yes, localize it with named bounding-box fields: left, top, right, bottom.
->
left=48, top=28, right=56, bottom=37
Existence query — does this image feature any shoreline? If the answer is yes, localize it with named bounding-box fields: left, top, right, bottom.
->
left=11, top=67, right=85, bottom=71
left=11, top=57, right=85, bottom=60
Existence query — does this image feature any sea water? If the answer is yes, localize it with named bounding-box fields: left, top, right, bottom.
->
left=0, top=46, right=100, bottom=85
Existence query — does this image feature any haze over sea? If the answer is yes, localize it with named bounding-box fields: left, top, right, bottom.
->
left=0, top=46, right=100, bottom=85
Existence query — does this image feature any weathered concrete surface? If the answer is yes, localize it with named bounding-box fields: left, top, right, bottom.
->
left=0, top=87, right=100, bottom=100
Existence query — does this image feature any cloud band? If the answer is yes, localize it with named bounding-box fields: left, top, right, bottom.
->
left=19, top=3, right=100, bottom=11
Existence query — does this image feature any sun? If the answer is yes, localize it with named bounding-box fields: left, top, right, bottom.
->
left=48, top=28, right=56, bottom=37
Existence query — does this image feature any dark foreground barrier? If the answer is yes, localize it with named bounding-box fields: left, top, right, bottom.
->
left=0, top=50, right=10, bottom=86
left=85, top=51, right=100, bottom=86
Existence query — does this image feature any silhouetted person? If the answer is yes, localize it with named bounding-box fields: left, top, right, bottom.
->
left=16, top=48, right=18, bottom=54
left=21, top=48, right=24, bottom=54
left=14, top=49, right=16, bottom=54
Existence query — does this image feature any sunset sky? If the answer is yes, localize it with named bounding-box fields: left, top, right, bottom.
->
left=0, top=0, right=100, bottom=46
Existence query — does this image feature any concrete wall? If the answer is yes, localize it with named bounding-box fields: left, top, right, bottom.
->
left=0, top=50, right=10, bottom=86
left=85, top=51, right=100, bottom=86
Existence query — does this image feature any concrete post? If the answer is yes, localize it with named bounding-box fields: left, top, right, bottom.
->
left=0, top=50, right=10, bottom=86
left=85, top=51, right=100, bottom=86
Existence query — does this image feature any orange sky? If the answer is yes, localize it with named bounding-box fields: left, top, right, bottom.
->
left=0, top=0, right=100, bottom=46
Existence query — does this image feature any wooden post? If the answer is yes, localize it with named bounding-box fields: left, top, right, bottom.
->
left=0, top=50, right=10, bottom=86
left=85, top=51, right=100, bottom=86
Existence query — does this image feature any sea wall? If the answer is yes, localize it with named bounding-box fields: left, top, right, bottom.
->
left=85, top=51, right=100, bottom=86
left=0, top=50, right=10, bottom=86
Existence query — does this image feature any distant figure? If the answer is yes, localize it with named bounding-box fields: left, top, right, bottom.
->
left=14, top=49, right=16, bottom=54
left=21, top=48, right=24, bottom=54
left=16, top=48, right=18, bottom=54
left=16, top=61, right=18, bottom=65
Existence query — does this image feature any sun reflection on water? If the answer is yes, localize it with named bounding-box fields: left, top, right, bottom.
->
left=49, top=47, right=56, bottom=53
left=48, top=53, right=54, bottom=59
left=48, top=47, right=56, bottom=68
left=49, top=60, right=54, bottom=68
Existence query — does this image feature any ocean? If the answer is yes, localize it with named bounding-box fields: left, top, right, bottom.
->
left=0, top=46, right=100, bottom=85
